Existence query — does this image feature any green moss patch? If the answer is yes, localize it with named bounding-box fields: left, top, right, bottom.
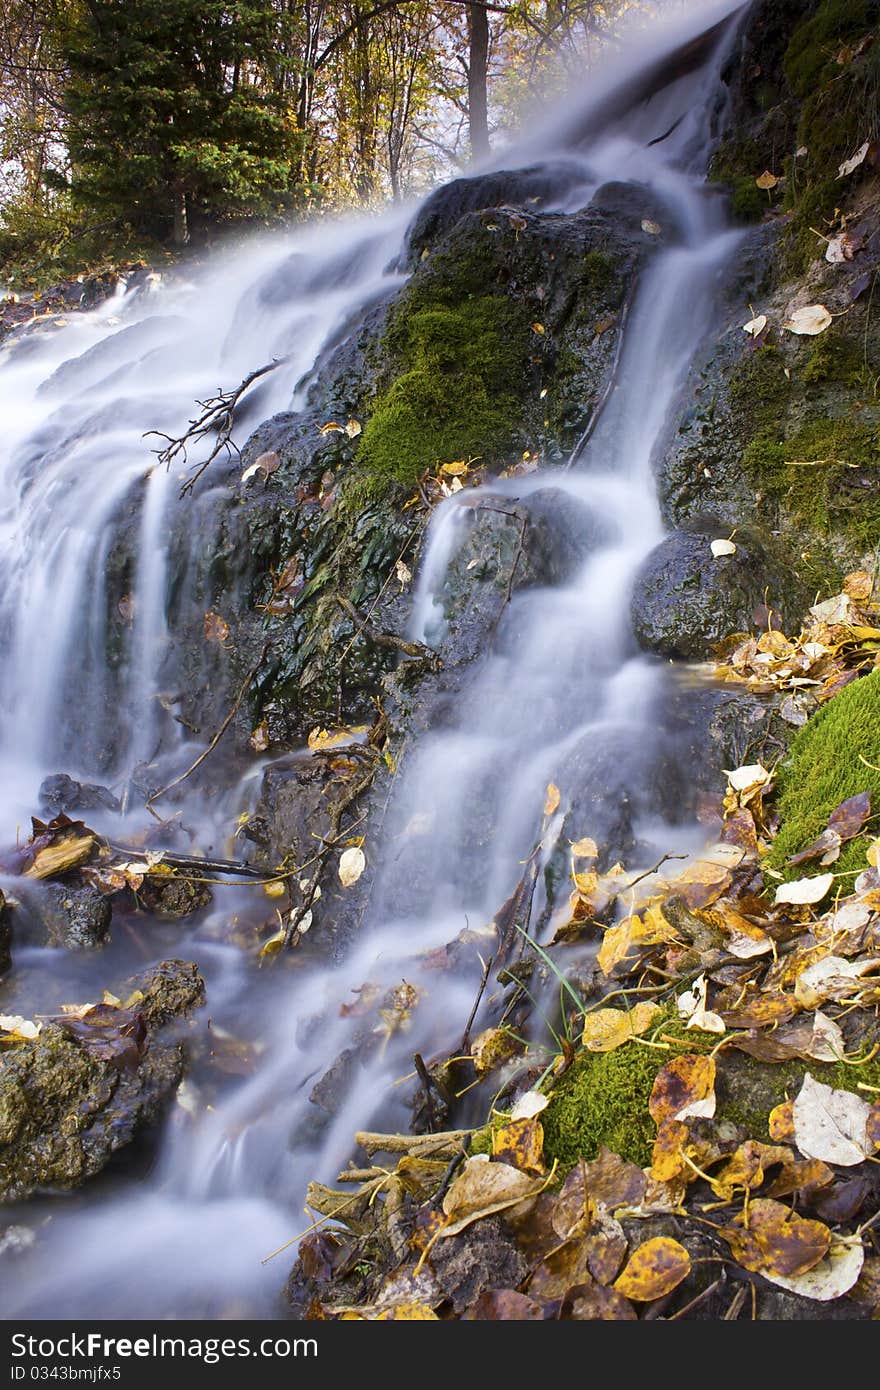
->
left=354, top=294, right=531, bottom=492
left=768, top=669, right=880, bottom=872
left=744, top=415, right=880, bottom=551
left=783, top=0, right=876, bottom=98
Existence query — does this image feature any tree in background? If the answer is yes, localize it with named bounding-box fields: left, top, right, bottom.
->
left=60, top=0, right=307, bottom=246
left=0, top=0, right=633, bottom=278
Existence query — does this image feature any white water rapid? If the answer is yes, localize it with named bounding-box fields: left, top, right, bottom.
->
left=1, top=0, right=747, bottom=1318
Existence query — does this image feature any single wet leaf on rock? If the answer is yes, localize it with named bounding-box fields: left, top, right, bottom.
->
left=755, top=170, right=779, bottom=190
left=492, top=1117, right=546, bottom=1176
left=440, top=1157, right=545, bottom=1238
left=720, top=1199, right=830, bottom=1278
left=641, top=218, right=662, bottom=234
left=544, top=782, right=560, bottom=816
left=395, top=559, right=412, bottom=587
left=24, top=829, right=95, bottom=879
left=249, top=722, right=269, bottom=752
left=710, top=538, right=737, bottom=558
left=774, top=872, right=835, bottom=906
left=241, top=449, right=280, bottom=483
left=203, top=610, right=230, bottom=644
left=838, top=141, right=870, bottom=178
left=844, top=569, right=874, bottom=602
left=344, top=418, right=362, bottom=438
left=613, top=1237, right=691, bottom=1301
left=792, top=1074, right=875, bottom=1165
left=570, top=836, right=599, bottom=859
left=742, top=313, right=767, bottom=337
left=338, top=846, right=365, bottom=887
left=318, top=420, right=345, bottom=435
left=581, top=1001, right=662, bottom=1052
left=825, top=232, right=858, bottom=264
left=649, top=1054, right=716, bottom=1124
left=783, top=304, right=832, bottom=336
left=761, top=1236, right=864, bottom=1302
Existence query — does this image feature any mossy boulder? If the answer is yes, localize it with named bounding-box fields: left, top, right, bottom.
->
left=629, top=523, right=810, bottom=660
left=768, top=669, right=880, bottom=876
left=0, top=958, right=204, bottom=1201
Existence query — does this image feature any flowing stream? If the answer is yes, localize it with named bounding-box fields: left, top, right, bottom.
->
left=0, top=0, right=747, bottom=1318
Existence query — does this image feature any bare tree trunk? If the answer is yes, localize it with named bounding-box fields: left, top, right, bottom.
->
left=172, top=186, right=189, bottom=247
left=467, top=2, right=490, bottom=160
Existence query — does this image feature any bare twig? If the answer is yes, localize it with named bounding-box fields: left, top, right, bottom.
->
left=461, top=953, right=494, bottom=1052
left=146, top=643, right=268, bottom=810
left=144, top=360, right=284, bottom=497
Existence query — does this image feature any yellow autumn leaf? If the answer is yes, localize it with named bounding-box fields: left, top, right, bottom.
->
left=581, top=1002, right=662, bottom=1052
left=544, top=782, right=561, bottom=816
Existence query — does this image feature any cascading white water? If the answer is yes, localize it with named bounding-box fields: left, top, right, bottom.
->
left=0, top=0, right=748, bottom=1318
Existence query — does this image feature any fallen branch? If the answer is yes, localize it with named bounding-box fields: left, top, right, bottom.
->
left=106, top=843, right=269, bottom=880
left=354, top=1128, right=473, bottom=1157
left=146, top=643, right=268, bottom=811
left=144, top=360, right=284, bottom=497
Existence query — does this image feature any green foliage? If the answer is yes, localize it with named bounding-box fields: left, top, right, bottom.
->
left=58, top=0, right=308, bottom=241
left=768, top=670, right=880, bottom=872
left=353, top=293, right=531, bottom=493
left=541, top=1038, right=662, bottom=1168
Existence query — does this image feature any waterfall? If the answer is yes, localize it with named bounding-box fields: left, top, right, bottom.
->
left=0, top=0, right=747, bottom=1318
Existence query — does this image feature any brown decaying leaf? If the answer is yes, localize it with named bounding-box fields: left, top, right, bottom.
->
left=613, top=1237, right=691, bottom=1301
left=439, top=1157, right=545, bottom=1238
left=648, top=1054, right=716, bottom=1125
left=768, top=1099, right=796, bottom=1144
left=203, top=610, right=230, bottom=644
left=581, top=1147, right=647, bottom=1212
left=462, top=1290, right=545, bottom=1320
left=719, top=1199, right=830, bottom=1278
left=564, top=1279, right=637, bottom=1320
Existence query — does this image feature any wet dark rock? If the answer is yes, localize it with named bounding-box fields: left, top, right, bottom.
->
left=630, top=523, right=811, bottom=660
left=403, top=161, right=594, bottom=266
left=10, top=880, right=113, bottom=952
left=42, top=883, right=113, bottom=950
left=427, top=488, right=605, bottom=666
left=135, top=870, right=212, bottom=921
left=0, top=958, right=204, bottom=1201
left=38, top=773, right=121, bottom=817
left=428, top=1215, right=528, bottom=1313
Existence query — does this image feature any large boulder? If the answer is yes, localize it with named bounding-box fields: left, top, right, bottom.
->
left=0, top=958, right=204, bottom=1201
left=630, top=523, right=810, bottom=660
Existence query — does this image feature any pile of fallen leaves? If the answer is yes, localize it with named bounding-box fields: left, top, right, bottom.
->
left=713, top=570, right=880, bottom=725
left=289, top=735, right=880, bottom=1318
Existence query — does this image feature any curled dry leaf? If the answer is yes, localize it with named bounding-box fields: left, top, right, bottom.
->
left=641, top=218, right=662, bottom=235
left=755, top=170, right=778, bottom=190
left=761, top=1236, right=864, bottom=1302
left=838, top=141, right=870, bottom=178
left=648, top=1054, right=716, bottom=1124
left=742, top=313, right=767, bottom=337
left=724, top=762, right=772, bottom=798
left=792, top=1073, right=875, bottom=1166
left=509, top=1090, right=550, bottom=1121
left=0, top=1014, right=41, bottom=1042
left=720, top=1200, right=830, bottom=1278
left=783, top=304, right=832, bottom=336
left=440, top=1156, right=545, bottom=1239
left=774, top=872, right=835, bottom=906
left=570, top=836, right=598, bottom=859
left=581, top=1001, right=662, bottom=1052
left=825, top=232, right=857, bottom=264
left=338, top=846, right=365, bottom=888
left=613, top=1237, right=691, bottom=1301
left=794, top=955, right=880, bottom=1008
left=677, top=974, right=725, bottom=1034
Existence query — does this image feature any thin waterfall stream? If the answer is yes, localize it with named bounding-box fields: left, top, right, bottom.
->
left=0, top=1, right=751, bottom=1318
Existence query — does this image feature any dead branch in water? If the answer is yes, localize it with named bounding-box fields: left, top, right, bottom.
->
left=144, top=359, right=284, bottom=497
